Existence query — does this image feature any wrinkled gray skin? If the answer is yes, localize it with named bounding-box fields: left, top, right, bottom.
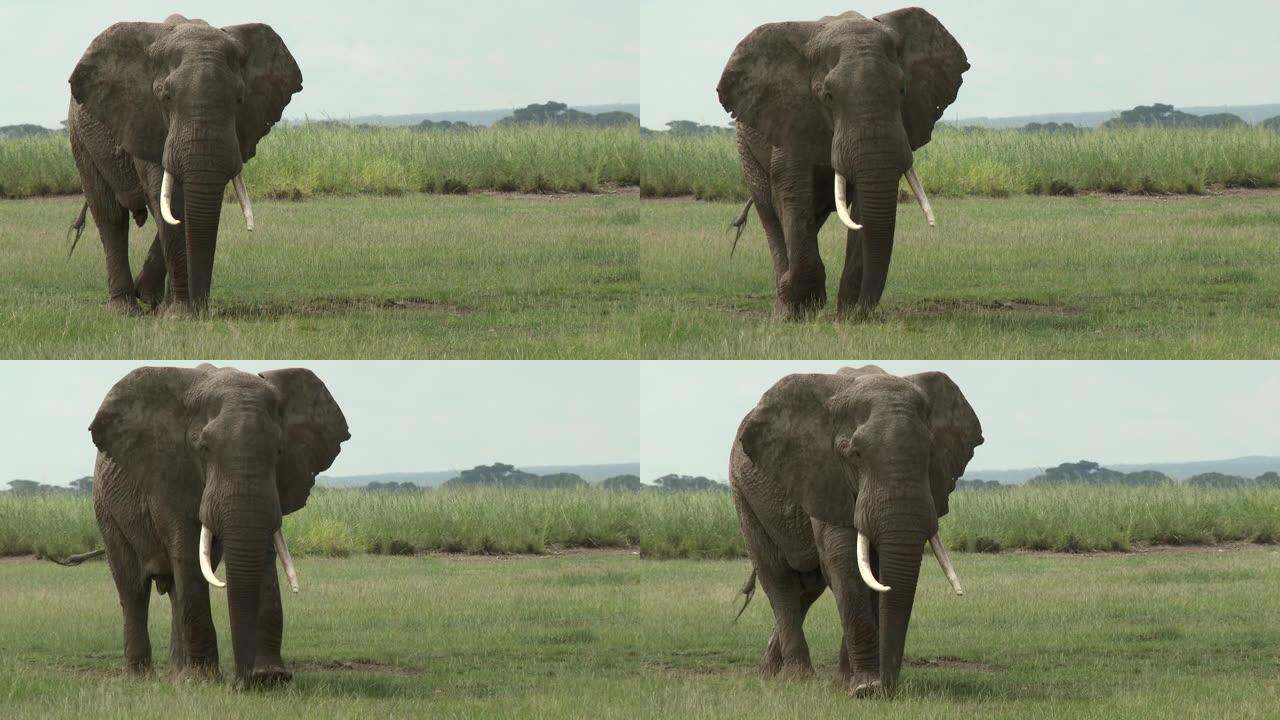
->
left=718, top=9, right=968, bottom=318
left=68, top=15, right=301, bottom=314
left=90, top=365, right=348, bottom=687
left=730, top=366, right=982, bottom=697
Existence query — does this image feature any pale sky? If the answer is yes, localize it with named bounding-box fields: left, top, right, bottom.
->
left=639, top=0, right=1280, bottom=129
left=0, top=361, right=640, bottom=485
left=639, top=362, right=1280, bottom=481
left=0, top=0, right=638, bottom=127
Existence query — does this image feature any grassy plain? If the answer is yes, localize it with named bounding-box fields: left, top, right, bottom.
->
left=2, top=548, right=1279, bottom=719
left=0, top=193, right=638, bottom=358
left=640, top=191, right=1280, bottom=358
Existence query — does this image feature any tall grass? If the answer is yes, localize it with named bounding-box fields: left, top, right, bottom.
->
left=5, top=485, right=1279, bottom=559
left=640, top=127, right=1280, bottom=199
left=0, top=124, right=640, bottom=199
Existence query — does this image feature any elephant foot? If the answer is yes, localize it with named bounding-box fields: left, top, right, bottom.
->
left=836, top=303, right=882, bottom=322
left=779, top=660, right=815, bottom=681
left=849, top=677, right=883, bottom=698
left=170, top=661, right=220, bottom=683
left=775, top=297, right=825, bottom=321
left=106, top=296, right=143, bottom=316
left=250, top=657, right=293, bottom=687
left=123, top=660, right=153, bottom=678
left=158, top=301, right=204, bottom=319
left=246, top=667, right=293, bottom=689
left=135, top=286, right=165, bottom=310
left=777, top=271, right=827, bottom=320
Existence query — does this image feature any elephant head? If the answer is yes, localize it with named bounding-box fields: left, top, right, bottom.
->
left=89, top=365, right=347, bottom=685
left=69, top=15, right=301, bottom=305
left=740, top=366, right=982, bottom=692
left=718, top=9, right=968, bottom=307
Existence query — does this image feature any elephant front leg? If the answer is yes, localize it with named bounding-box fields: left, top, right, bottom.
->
left=776, top=211, right=827, bottom=319
left=837, top=228, right=867, bottom=318
left=168, top=536, right=220, bottom=679
left=133, top=233, right=168, bottom=309
left=772, top=162, right=827, bottom=319
left=251, top=544, right=292, bottom=686
left=814, top=521, right=881, bottom=697
left=140, top=163, right=192, bottom=316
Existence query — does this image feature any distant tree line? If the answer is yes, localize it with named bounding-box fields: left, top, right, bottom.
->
left=959, top=461, right=1280, bottom=490
left=6, top=477, right=92, bottom=494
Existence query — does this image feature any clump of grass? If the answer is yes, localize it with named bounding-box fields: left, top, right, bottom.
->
left=0, top=124, right=640, bottom=199
left=640, top=127, right=1280, bottom=200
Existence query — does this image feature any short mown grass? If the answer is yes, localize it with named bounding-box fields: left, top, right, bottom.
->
left=3, top=548, right=1280, bottom=718
left=5, top=485, right=1278, bottom=560
left=0, top=193, right=638, bottom=359
left=641, top=192, right=1280, bottom=359
left=0, top=125, right=639, bottom=199
left=640, top=127, right=1280, bottom=200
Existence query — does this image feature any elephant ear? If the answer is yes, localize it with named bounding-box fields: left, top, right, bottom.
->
left=717, top=20, right=831, bottom=161
left=907, top=372, right=983, bottom=518
left=739, top=373, right=856, bottom=524
left=89, top=366, right=205, bottom=478
left=222, top=24, right=302, bottom=162
left=874, top=7, right=969, bottom=151
left=260, top=369, right=348, bottom=515
left=69, top=22, right=169, bottom=164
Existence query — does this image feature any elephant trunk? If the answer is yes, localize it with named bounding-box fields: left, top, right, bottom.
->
left=221, top=525, right=270, bottom=686
left=875, top=533, right=925, bottom=695
left=180, top=170, right=227, bottom=309
left=852, top=167, right=903, bottom=311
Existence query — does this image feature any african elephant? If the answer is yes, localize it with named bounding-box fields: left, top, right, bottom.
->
left=730, top=365, right=982, bottom=697
left=88, top=364, right=348, bottom=686
left=68, top=15, right=302, bottom=314
left=718, top=9, right=969, bottom=318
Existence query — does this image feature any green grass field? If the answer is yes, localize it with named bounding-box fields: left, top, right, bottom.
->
left=0, top=125, right=640, bottom=199
left=641, top=127, right=1280, bottom=200
left=6, top=486, right=1279, bottom=561
left=3, top=548, right=1279, bottom=719
left=641, top=192, right=1280, bottom=358
left=0, top=193, right=637, bottom=358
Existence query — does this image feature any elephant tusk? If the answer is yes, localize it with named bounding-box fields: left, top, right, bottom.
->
left=834, top=174, right=863, bottom=231
left=905, top=166, right=936, bottom=227
left=199, top=525, right=226, bottom=589
left=273, top=529, right=299, bottom=593
left=160, top=170, right=181, bottom=226
left=856, top=532, right=891, bottom=593
left=929, top=533, right=963, bottom=596
left=232, top=174, right=255, bottom=232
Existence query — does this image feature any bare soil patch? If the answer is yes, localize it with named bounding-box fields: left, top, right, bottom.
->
left=908, top=656, right=1007, bottom=672
left=1015, top=541, right=1278, bottom=559
left=421, top=546, right=640, bottom=562
left=302, top=659, right=421, bottom=676
left=902, top=298, right=1078, bottom=318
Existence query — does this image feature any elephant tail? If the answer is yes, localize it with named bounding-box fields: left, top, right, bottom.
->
left=729, top=199, right=754, bottom=258
left=44, top=548, right=105, bottom=566
left=733, top=569, right=758, bottom=623
left=66, top=202, right=89, bottom=257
